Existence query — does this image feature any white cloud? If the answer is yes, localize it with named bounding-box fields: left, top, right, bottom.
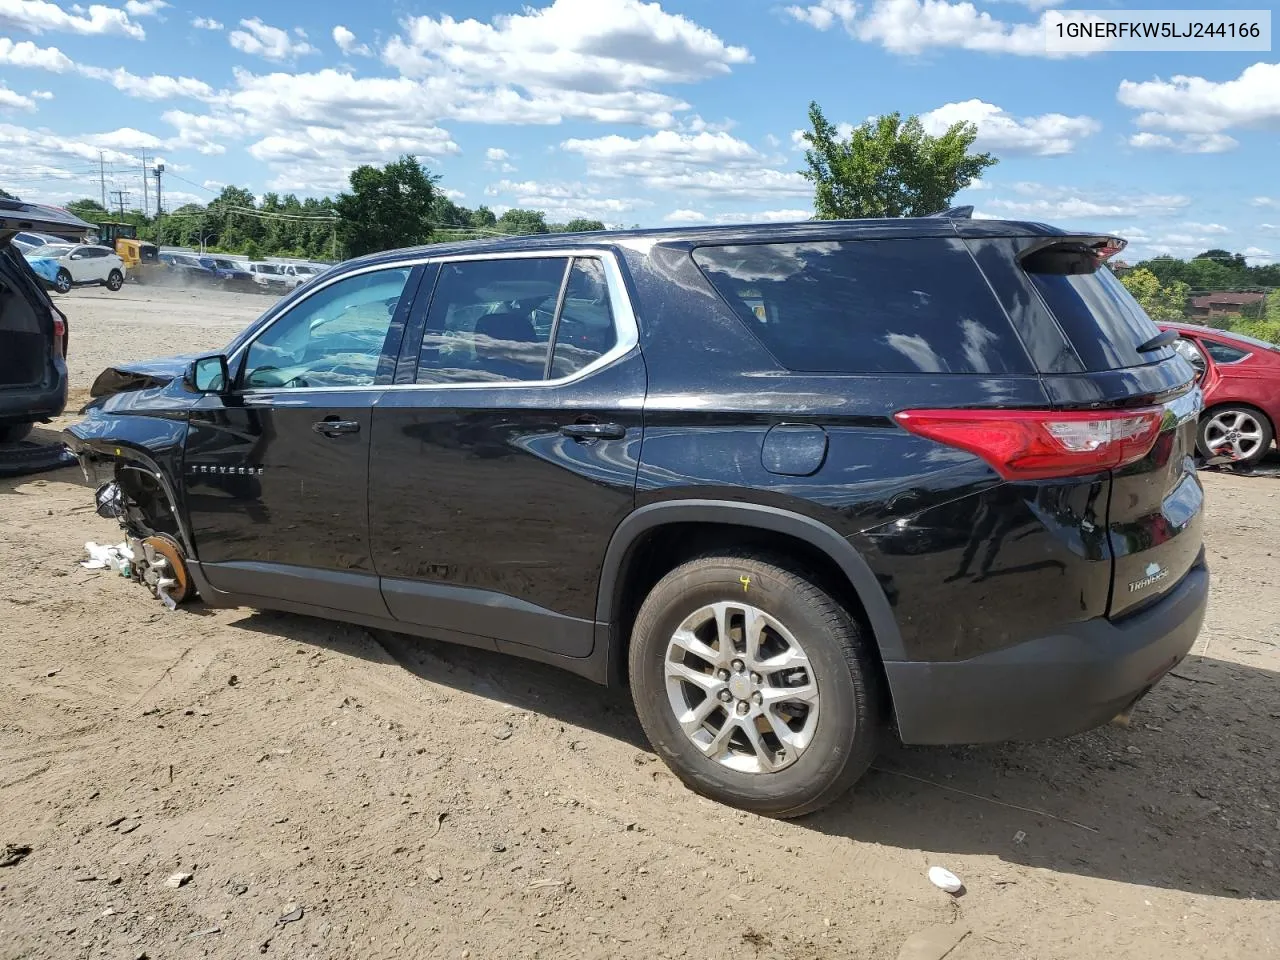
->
left=0, top=84, right=36, bottom=110
left=332, top=24, right=370, bottom=56
left=962, top=178, right=990, bottom=190
left=384, top=0, right=750, bottom=91
left=1180, top=221, right=1230, bottom=235
left=920, top=99, right=1099, bottom=155
left=785, top=0, right=1089, bottom=57
left=123, top=0, right=165, bottom=16
left=441, top=188, right=465, bottom=201
left=191, top=16, right=221, bottom=30
left=1252, top=197, right=1278, bottom=208
left=0, top=37, right=215, bottom=104
left=30, top=88, right=52, bottom=99
left=562, top=129, right=809, bottom=199
left=485, top=147, right=509, bottom=161
left=1127, top=131, right=1238, bottom=153
left=990, top=184, right=1190, bottom=220
left=0, top=37, right=73, bottom=71
left=664, top=208, right=708, bottom=222
left=486, top=177, right=650, bottom=220
left=86, top=126, right=166, bottom=150
left=1241, top=245, right=1274, bottom=259
left=785, top=0, right=856, bottom=30
left=1118, top=63, right=1280, bottom=137
left=0, top=0, right=145, bottom=38
left=229, top=17, right=317, bottom=62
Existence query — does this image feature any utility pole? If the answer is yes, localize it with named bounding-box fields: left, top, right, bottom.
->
left=110, top=190, right=129, bottom=218
left=140, top=151, right=148, bottom=215
left=154, top=163, right=164, bottom=245
left=98, top=151, right=107, bottom=209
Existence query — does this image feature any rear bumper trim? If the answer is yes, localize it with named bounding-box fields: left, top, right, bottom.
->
left=885, top=560, right=1208, bottom=745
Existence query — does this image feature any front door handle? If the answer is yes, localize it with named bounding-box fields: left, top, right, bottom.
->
left=313, top=418, right=360, bottom=437
left=560, top=422, right=626, bottom=441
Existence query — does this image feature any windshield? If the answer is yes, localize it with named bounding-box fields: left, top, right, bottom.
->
left=26, top=244, right=72, bottom=258
left=213, top=259, right=237, bottom=270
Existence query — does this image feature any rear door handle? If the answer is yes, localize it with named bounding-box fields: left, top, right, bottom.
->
left=313, top=418, right=360, bottom=437
left=560, top=422, right=626, bottom=441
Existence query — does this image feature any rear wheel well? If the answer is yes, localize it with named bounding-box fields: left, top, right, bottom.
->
left=610, top=521, right=886, bottom=687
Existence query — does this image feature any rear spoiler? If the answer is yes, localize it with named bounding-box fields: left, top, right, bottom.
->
left=1019, top=234, right=1127, bottom=275
left=0, top=198, right=94, bottom=246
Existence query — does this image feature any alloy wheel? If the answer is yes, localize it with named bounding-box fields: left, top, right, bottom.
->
left=1204, top=409, right=1264, bottom=461
left=664, top=601, right=820, bottom=774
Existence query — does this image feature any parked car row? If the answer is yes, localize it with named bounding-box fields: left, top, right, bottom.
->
left=245, top=260, right=323, bottom=292
left=157, top=253, right=325, bottom=294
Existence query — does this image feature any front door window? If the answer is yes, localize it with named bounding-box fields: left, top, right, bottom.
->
left=242, top=267, right=411, bottom=389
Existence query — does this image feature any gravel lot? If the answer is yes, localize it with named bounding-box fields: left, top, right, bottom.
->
left=1, top=287, right=1278, bottom=959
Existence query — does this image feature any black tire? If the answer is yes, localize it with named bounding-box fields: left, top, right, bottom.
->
left=1197, top=405, right=1274, bottom=466
left=628, top=552, right=885, bottom=818
left=54, top=269, right=72, bottom=294
left=0, top=422, right=33, bottom=443
left=105, top=269, right=124, bottom=291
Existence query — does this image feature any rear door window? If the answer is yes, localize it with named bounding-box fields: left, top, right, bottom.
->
left=1202, top=340, right=1250, bottom=364
left=693, top=239, right=1032, bottom=374
left=1022, top=253, right=1172, bottom=370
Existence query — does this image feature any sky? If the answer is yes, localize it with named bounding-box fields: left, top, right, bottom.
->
left=0, top=0, right=1275, bottom=262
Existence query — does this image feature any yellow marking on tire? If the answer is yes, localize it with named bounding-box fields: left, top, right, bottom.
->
left=740, top=575, right=750, bottom=592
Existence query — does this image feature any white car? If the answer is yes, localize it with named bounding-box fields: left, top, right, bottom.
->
left=25, top=243, right=126, bottom=293
left=246, top=261, right=289, bottom=293
left=280, top=262, right=322, bottom=289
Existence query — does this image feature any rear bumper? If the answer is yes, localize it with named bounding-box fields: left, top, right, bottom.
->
left=886, top=558, right=1209, bottom=745
left=0, top=373, right=67, bottom=426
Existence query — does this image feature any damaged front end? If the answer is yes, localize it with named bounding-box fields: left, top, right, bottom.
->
left=66, top=356, right=202, bottom=608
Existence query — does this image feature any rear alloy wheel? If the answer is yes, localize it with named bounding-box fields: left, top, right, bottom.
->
left=629, top=553, right=884, bottom=818
left=105, top=269, right=124, bottom=292
left=1198, top=406, right=1274, bottom=466
left=54, top=269, right=72, bottom=294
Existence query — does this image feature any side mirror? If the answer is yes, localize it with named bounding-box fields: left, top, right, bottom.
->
left=187, top=354, right=230, bottom=394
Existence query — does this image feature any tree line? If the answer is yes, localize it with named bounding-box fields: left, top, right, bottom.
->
left=60, top=156, right=609, bottom=263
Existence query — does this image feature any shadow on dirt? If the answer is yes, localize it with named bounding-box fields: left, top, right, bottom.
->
left=229, top=604, right=1278, bottom=903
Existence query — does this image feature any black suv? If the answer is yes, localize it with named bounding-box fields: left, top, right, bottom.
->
left=67, top=216, right=1208, bottom=817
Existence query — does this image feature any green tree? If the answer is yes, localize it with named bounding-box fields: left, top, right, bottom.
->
left=470, top=205, right=497, bottom=229
left=334, top=155, right=437, bottom=258
left=0, top=186, right=18, bottom=200
left=496, top=208, right=549, bottom=235
left=800, top=102, right=997, bottom=219
left=67, top=198, right=110, bottom=222
left=1119, top=267, right=1188, bottom=320
left=1183, top=256, right=1237, bottom=290
left=551, top=218, right=606, bottom=233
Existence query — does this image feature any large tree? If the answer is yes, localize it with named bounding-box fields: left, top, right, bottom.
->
left=67, top=198, right=109, bottom=222
left=800, top=103, right=997, bottom=219
left=1119, top=267, right=1188, bottom=320
left=335, top=155, right=437, bottom=257
left=496, top=207, right=549, bottom=235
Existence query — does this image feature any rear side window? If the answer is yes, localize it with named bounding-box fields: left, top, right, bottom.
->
left=1023, top=253, right=1171, bottom=370
left=1203, top=340, right=1250, bottom=364
left=693, top=239, right=1032, bottom=375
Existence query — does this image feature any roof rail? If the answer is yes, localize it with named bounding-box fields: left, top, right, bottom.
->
left=927, top=205, right=974, bottom=219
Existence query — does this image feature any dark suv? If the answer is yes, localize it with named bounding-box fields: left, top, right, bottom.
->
left=66, top=216, right=1208, bottom=817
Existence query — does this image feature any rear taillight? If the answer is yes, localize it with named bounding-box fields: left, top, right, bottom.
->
left=52, top=315, right=66, bottom=358
left=895, top=407, right=1163, bottom=481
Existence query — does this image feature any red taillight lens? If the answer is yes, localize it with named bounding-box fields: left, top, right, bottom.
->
left=894, top=407, right=1164, bottom=481
left=52, top=316, right=66, bottom=357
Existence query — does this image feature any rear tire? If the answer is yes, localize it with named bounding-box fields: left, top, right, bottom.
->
left=0, top=423, right=33, bottom=443
left=1198, top=405, right=1274, bottom=466
left=628, top=552, right=885, bottom=818
left=105, top=269, right=124, bottom=292
left=54, top=269, right=72, bottom=294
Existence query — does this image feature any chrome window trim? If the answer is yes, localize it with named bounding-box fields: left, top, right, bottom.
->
left=231, top=248, right=639, bottom=395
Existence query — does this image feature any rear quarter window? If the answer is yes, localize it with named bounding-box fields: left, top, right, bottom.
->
left=1023, top=257, right=1171, bottom=370
left=692, top=239, right=1032, bottom=375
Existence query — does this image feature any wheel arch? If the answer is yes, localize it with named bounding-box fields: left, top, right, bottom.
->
left=596, top=500, right=906, bottom=686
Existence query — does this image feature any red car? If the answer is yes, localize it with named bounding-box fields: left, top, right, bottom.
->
left=1160, top=321, right=1280, bottom=465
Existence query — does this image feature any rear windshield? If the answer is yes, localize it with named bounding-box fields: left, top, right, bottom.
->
left=1024, top=255, right=1172, bottom=370
left=693, top=239, right=1033, bottom=375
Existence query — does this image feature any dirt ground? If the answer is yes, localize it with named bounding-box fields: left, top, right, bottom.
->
left=1, top=287, right=1278, bottom=959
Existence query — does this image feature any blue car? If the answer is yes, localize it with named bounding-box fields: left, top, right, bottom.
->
left=198, top=256, right=257, bottom=292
